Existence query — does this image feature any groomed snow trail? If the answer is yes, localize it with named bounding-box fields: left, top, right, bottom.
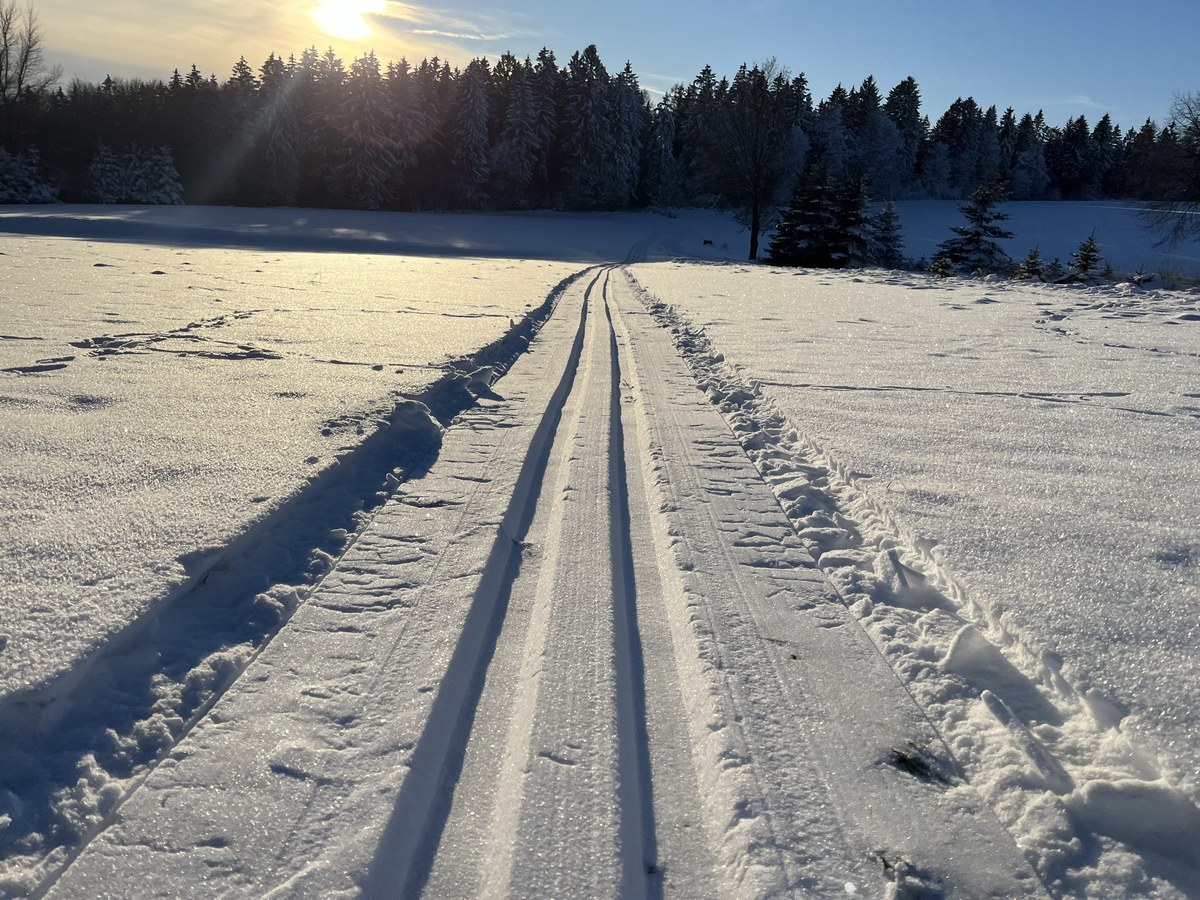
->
left=41, top=265, right=1043, bottom=899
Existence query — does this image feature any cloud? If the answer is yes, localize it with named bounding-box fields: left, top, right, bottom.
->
left=1051, top=95, right=1108, bottom=111
left=408, top=29, right=510, bottom=42
left=372, top=3, right=545, bottom=47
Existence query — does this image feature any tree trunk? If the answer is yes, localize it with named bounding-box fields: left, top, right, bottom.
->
left=748, top=201, right=760, bottom=260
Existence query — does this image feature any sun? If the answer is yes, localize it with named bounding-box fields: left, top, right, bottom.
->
left=312, top=0, right=386, bottom=41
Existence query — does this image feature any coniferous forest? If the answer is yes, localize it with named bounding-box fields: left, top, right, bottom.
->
left=2, top=37, right=1199, bottom=257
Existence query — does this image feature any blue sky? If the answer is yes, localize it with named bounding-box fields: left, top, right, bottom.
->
left=38, top=0, right=1199, bottom=130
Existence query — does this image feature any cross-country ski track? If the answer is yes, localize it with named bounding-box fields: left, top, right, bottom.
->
left=18, top=252, right=1198, bottom=899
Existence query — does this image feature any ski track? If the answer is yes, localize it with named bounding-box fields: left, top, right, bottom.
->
left=624, top=272, right=1200, bottom=898
left=12, top=248, right=1195, bottom=898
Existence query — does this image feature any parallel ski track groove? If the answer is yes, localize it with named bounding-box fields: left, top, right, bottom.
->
left=360, top=269, right=600, bottom=898
left=604, top=273, right=661, bottom=896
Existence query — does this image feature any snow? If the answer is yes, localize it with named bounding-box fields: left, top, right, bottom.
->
left=894, top=200, right=1200, bottom=279
left=630, top=261, right=1199, bottom=893
left=1, top=202, right=1198, bottom=897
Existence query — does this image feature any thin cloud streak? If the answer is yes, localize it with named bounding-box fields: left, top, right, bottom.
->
left=408, top=29, right=511, bottom=42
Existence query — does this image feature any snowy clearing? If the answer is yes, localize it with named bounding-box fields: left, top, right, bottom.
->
left=0, top=204, right=1198, bottom=898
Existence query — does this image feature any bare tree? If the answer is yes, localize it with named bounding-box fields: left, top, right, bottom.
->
left=694, top=59, right=808, bottom=260
left=0, top=1, right=61, bottom=142
left=1143, top=91, right=1200, bottom=247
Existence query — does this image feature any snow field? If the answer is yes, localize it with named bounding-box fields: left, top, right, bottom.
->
left=1, top=203, right=1197, bottom=897
left=0, top=235, right=579, bottom=894
left=33, top=264, right=1047, bottom=898
left=629, top=262, right=1200, bottom=894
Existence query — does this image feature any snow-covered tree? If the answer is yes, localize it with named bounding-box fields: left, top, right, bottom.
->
left=643, top=99, right=689, bottom=208
left=256, top=53, right=301, bottom=205
left=884, top=77, right=925, bottom=196
left=489, top=61, right=543, bottom=207
left=87, top=145, right=182, bottom=203
left=338, top=52, right=397, bottom=210
left=560, top=45, right=618, bottom=209
left=1008, top=113, right=1050, bottom=199
left=450, top=58, right=491, bottom=207
left=610, top=62, right=648, bottom=206
left=932, top=181, right=1014, bottom=274
left=0, top=146, right=56, bottom=201
left=141, top=147, right=184, bottom=203
left=845, top=76, right=904, bottom=198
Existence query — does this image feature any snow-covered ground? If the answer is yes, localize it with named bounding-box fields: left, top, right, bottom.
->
left=1, top=203, right=1197, bottom=898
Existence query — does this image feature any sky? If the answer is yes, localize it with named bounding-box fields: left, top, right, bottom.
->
left=35, top=0, right=1200, bottom=131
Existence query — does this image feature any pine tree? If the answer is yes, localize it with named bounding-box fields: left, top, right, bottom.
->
left=766, top=164, right=872, bottom=268
left=610, top=62, right=648, bottom=206
left=256, top=53, right=301, bottom=205
left=830, top=175, right=872, bottom=266
left=489, top=61, right=542, bottom=207
left=87, top=145, right=125, bottom=201
left=561, top=45, right=618, bottom=209
left=766, top=164, right=834, bottom=266
left=450, top=58, right=491, bottom=207
left=867, top=200, right=906, bottom=268
left=643, top=99, right=688, bottom=208
left=338, top=52, right=397, bottom=209
left=1012, top=246, right=1046, bottom=281
left=1068, top=232, right=1104, bottom=280
left=932, top=181, right=1014, bottom=274
left=884, top=76, right=924, bottom=196
left=142, top=147, right=184, bottom=203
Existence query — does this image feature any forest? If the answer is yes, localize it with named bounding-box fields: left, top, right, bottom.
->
left=2, top=30, right=1198, bottom=257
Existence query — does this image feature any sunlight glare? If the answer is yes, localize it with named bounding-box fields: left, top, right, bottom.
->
left=312, top=0, right=387, bottom=41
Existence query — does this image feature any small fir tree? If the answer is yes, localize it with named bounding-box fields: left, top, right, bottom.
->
left=933, top=181, right=1015, bottom=274
left=1012, top=246, right=1046, bottom=281
left=867, top=200, right=906, bottom=268
left=1045, top=256, right=1066, bottom=281
left=928, top=255, right=954, bottom=278
left=1069, top=233, right=1104, bottom=280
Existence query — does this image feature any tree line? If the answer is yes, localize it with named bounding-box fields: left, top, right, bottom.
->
left=1, top=8, right=1197, bottom=256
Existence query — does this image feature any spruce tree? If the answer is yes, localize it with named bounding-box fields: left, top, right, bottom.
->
left=1012, top=246, right=1046, bottom=281
left=450, top=58, right=491, bottom=207
left=1069, top=233, right=1104, bottom=279
left=932, top=181, right=1014, bottom=274
left=489, top=61, right=542, bottom=207
left=0, top=147, right=57, bottom=202
left=766, top=165, right=872, bottom=268
left=339, top=52, right=397, bottom=210
left=867, top=200, right=906, bottom=268
left=561, top=45, right=618, bottom=209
